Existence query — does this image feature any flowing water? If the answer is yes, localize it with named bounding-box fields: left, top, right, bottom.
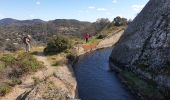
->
left=74, top=48, right=134, bottom=100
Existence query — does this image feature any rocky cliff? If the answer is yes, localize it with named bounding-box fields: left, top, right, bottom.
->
left=110, top=0, right=170, bottom=89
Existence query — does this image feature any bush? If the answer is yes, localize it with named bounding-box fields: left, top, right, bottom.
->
left=5, top=53, right=43, bottom=78
left=0, top=84, right=12, bottom=96
left=8, top=79, right=22, bottom=87
left=44, top=36, right=72, bottom=55
left=18, top=54, right=43, bottom=73
left=52, top=60, right=66, bottom=66
left=0, top=54, right=16, bottom=66
left=0, top=62, right=6, bottom=72
left=12, top=79, right=22, bottom=85
left=66, top=50, right=77, bottom=62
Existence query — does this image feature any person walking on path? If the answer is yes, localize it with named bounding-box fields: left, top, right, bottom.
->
left=23, top=35, right=31, bottom=52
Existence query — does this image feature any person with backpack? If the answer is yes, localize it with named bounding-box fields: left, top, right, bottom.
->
left=23, top=35, right=31, bottom=52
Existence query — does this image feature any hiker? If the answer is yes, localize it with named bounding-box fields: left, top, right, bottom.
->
left=84, top=33, right=91, bottom=43
left=23, top=35, right=31, bottom=52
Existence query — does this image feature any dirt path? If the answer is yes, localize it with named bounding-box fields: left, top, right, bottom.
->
left=97, top=30, right=124, bottom=48
left=75, top=30, right=124, bottom=55
left=0, top=53, right=57, bottom=100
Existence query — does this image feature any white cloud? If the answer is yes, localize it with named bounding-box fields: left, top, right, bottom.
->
left=97, top=8, right=107, bottom=11
left=132, top=4, right=145, bottom=12
left=88, top=6, right=95, bottom=9
left=112, top=0, right=117, bottom=3
left=36, top=1, right=41, bottom=5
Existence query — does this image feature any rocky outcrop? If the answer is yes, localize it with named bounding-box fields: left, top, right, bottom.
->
left=110, top=0, right=170, bottom=89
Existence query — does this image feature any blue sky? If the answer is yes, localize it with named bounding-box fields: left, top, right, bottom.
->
left=0, top=0, right=149, bottom=22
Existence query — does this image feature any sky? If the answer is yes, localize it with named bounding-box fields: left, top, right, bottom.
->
left=0, top=0, right=149, bottom=22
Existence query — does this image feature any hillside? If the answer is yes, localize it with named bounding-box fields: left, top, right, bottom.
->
left=0, top=17, right=128, bottom=52
left=110, top=0, right=170, bottom=99
left=0, top=18, right=96, bottom=51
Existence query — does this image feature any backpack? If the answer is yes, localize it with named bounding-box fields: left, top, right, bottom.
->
left=23, top=37, right=27, bottom=44
left=23, top=36, right=31, bottom=44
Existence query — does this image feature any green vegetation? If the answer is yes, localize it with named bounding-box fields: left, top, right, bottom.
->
left=18, top=53, right=43, bottom=72
left=8, top=79, right=22, bottom=87
left=0, top=62, right=6, bottom=72
left=0, top=53, right=44, bottom=96
left=12, top=79, right=22, bottom=85
left=120, top=70, right=164, bottom=100
left=44, top=36, right=72, bottom=55
left=0, top=53, right=44, bottom=75
left=52, top=60, right=67, bottom=66
left=0, top=54, right=16, bottom=66
left=113, top=16, right=128, bottom=26
left=86, top=36, right=101, bottom=45
left=0, top=84, right=12, bottom=96
left=65, top=49, right=77, bottom=62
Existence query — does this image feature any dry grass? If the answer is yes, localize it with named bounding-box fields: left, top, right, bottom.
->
left=46, top=53, right=67, bottom=67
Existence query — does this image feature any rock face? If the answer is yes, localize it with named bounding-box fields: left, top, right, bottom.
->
left=110, top=0, right=170, bottom=88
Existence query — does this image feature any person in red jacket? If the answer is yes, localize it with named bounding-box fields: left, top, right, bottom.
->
left=84, top=33, right=91, bottom=43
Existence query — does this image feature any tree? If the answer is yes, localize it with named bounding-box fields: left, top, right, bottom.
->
left=95, top=18, right=111, bottom=32
left=44, top=36, right=72, bottom=55
left=113, top=16, right=128, bottom=26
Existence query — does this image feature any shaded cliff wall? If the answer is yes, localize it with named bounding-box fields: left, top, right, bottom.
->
left=110, top=0, right=170, bottom=88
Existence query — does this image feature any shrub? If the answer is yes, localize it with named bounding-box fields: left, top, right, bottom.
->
left=52, top=60, right=66, bottom=66
left=0, top=84, right=12, bottom=96
left=20, top=57, right=42, bottom=72
left=12, top=79, right=22, bottom=85
left=0, top=62, right=6, bottom=72
left=44, top=36, right=72, bottom=55
left=8, top=79, right=22, bottom=87
left=17, top=53, right=43, bottom=73
left=66, top=50, right=77, bottom=62
left=0, top=54, right=16, bottom=66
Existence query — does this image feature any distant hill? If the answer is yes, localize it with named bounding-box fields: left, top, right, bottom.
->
left=0, top=18, right=97, bottom=51
left=0, top=17, right=128, bottom=51
left=0, top=18, right=19, bottom=26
